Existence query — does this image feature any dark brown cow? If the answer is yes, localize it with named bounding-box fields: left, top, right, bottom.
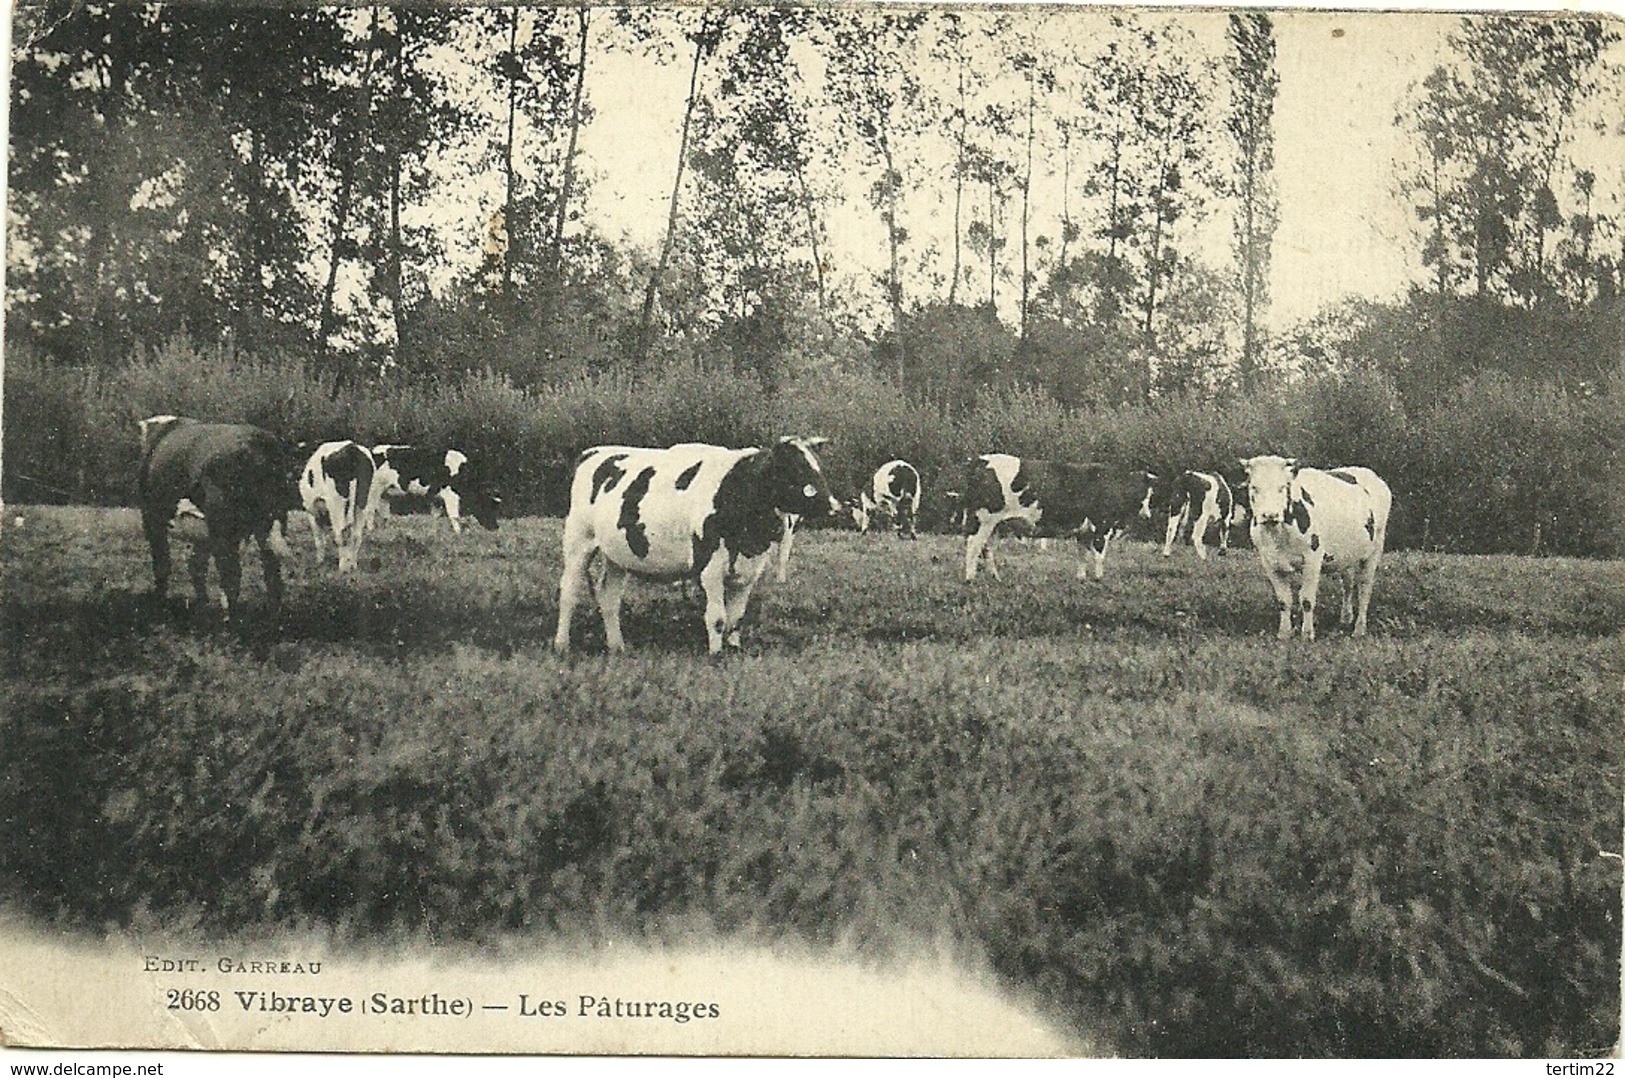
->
left=138, top=415, right=302, bottom=621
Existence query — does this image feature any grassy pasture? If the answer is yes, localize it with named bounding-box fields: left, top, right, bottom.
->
left=2, top=505, right=1621, bottom=1056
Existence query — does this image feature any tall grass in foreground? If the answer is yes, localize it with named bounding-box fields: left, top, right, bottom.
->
left=2, top=510, right=1619, bottom=1056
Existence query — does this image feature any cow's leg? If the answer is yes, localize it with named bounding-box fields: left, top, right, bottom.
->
left=1081, top=527, right=1115, bottom=581
left=698, top=557, right=731, bottom=655
left=899, top=500, right=918, bottom=540
left=188, top=537, right=213, bottom=608
left=1191, top=506, right=1217, bottom=561
left=142, top=508, right=173, bottom=601
left=722, top=577, right=757, bottom=650
left=1299, top=553, right=1325, bottom=642
left=255, top=530, right=284, bottom=620
left=440, top=488, right=464, bottom=535
left=1161, top=509, right=1184, bottom=557
left=1339, top=572, right=1356, bottom=629
left=210, top=532, right=244, bottom=622
left=552, top=523, right=595, bottom=654
left=594, top=562, right=630, bottom=653
left=775, top=515, right=796, bottom=584
left=964, top=516, right=1001, bottom=581
left=1352, top=554, right=1381, bottom=637
left=1263, top=573, right=1295, bottom=641
left=335, top=486, right=359, bottom=574
left=307, top=504, right=328, bottom=563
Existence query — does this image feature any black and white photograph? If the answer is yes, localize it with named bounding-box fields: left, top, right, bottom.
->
left=1, top=0, right=1621, bottom=1062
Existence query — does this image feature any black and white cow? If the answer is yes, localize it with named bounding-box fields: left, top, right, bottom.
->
left=1142, top=470, right=1234, bottom=560
left=1240, top=455, right=1393, bottom=641
left=137, top=415, right=302, bottom=621
left=850, top=459, right=922, bottom=539
left=956, top=453, right=1154, bottom=582
left=370, top=444, right=501, bottom=533
left=554, top=437, right=840, bottom=655
left=299, top=440, right=377, bottom=574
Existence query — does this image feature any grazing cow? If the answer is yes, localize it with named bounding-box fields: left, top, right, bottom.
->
left=956, top=453, right=1153, bottom=582
left=137, top=415, right=302, bottom=621
left=1142, top=470, right=1234, bottom=560
left=554, top=437, right=840, bottom=655
left=851, top=459, right=922, bottom=539
left=299, top=440, right=377, bottom=574
left=1240, top=455, right=1393, bottom=641
left=371, top=444, right=501, bottom=533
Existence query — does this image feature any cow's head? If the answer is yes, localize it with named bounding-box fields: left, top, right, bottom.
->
left=845, top=494, right=871, bottom=532
left=450, top=456, right=502, bottom=531
left=464, top=487, right=503, bottom=531
left=1138, top=471, right=1165, bottom=520
left=771, top=436, right=840, bottom=519
left=1240, top=455, right=1298, bottom=528
left=271, top=439, right=310, bottom=513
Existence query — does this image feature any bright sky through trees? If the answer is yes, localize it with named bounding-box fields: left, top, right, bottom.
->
left=572, top=6, right=1620, bottom=331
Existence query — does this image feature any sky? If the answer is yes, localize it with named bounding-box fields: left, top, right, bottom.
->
left=7, top=1, right=1619, bottom=339
left=567, top=3, right=1624, bottom=332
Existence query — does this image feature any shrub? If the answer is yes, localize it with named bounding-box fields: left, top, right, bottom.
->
left=3, top=339, right=1620, bottom=555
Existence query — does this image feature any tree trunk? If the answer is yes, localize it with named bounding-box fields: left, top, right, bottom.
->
left=499, top=6, right=520, bottom=298
left=1019, top=64, right=1035, bottom=349
left=1100, top=120, right=1124, bottom=323
left=547, top=6, right=591, bottom=290
left=793, top=163, right=827, bottom=312
left=387, top=16, right=407, bottom=364
left=88, top=46, right=132, bottom=366
left=242, top=124, right=267, bottom=348
left=1058, top=121, right=1072, bottom=282
left=317, top=6, right=379, bottom=384
left=637, top=15, right=713, bottom=364
left=948, top=52, right=967, bottom=307
left=1238, top=152, right=1258, bottom=385
left=880, top=132, right=906, bottom=390
left=987, top=176, right=997, bottom=310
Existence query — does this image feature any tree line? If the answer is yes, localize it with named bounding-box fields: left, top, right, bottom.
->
left=7, top=5, right=1621, bottom=415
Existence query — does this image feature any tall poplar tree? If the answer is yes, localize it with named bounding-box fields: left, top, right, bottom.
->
left=1225, top=12, right=1279, bottom=386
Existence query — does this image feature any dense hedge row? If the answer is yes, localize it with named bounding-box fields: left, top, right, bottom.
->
left=5, top=339, right=1621, bottom=554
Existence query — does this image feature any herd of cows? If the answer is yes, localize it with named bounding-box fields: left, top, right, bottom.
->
left=131, top=415, right=1394, bottom=653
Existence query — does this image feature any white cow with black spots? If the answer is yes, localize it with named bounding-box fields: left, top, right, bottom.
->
left=299, top=440, right=377, bottom=575
left=371, top=444, right=501, bottom=533
left=850, top=459, right=922, bottom=539
left=1141, top=470, right=1235, bottom=560
left=1240, top=455, right=1392, bottom=641
left=554, top=438, right=840, bottom=655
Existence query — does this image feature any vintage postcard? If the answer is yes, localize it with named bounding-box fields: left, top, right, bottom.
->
left=2, top=0, right=1621, bottom=1061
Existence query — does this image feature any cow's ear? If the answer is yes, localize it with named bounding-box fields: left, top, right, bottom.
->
left=1145, top=471, right=1158, bottom=482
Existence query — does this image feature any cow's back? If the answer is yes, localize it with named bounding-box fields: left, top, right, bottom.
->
left=566, top=443, right=754, bottom=574
left=1300, top=466, right=1392, bottom=559
left=145, top=422, right=296, bottom=530
left=877, top=460, right=920, bottom=504
left=1024, top=461, right=1141, bottom=534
